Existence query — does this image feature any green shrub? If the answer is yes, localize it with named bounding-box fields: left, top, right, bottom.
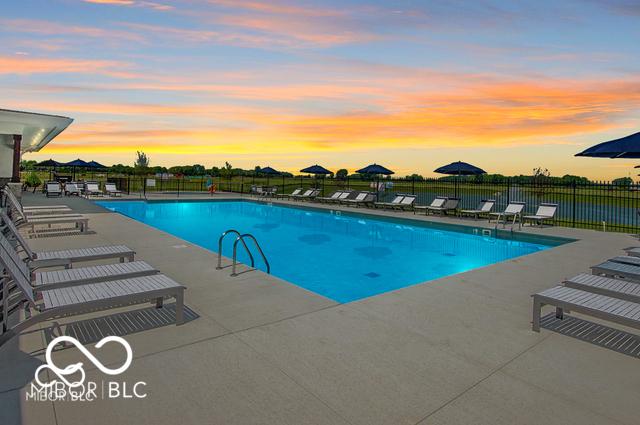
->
left=24, top=172, right=42, bottom=192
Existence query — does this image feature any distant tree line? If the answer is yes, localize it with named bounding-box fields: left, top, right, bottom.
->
left=18, top=155, right=631, bottom=184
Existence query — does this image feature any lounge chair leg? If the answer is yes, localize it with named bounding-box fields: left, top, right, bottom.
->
left=175, top=291, right=184, bottom=325
left=155, top=297, right=163, bottom=308
left=532, top=298, right=542, bottom=332
left=555, top=307, right=564, bottom=320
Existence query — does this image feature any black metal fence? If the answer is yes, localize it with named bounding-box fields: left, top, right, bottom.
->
left=71, top=175, right=640, bottom=233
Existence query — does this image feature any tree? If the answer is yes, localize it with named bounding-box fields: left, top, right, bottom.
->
left=134, top=151, right=149, bottom=168
left=408, top=173, right=424, bottom=181
left=134, top=151, right=150, bottom=175
left=336, top=169, right=348, bottom=180
left=612, top=177, right=633, bottom=187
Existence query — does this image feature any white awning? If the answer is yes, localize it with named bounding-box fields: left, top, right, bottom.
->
left=0, top=108, right=73, bottom=152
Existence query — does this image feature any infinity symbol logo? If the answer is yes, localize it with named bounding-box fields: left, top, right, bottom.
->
left=35, top=336, right=133, bottom=388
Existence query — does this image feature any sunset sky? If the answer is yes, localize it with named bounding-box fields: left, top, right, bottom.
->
left=3, top=0, right=640, bottom=179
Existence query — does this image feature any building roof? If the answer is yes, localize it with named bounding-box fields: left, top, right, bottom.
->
left=0, top=108, right=73, bottom=152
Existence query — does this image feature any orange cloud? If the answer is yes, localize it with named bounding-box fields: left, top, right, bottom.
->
left=0, top=18, right=143, bottom=43
left=0, top=55, right=137, bottom=78
left=82, top=0, right=173, bottom=11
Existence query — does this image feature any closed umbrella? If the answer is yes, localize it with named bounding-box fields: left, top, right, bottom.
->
left=356, top=164, right=394, bottom=201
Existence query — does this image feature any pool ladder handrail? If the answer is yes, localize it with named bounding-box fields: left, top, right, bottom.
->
left=231, top=234, right=270, bottom=277
left=216, top=229, right=255, bottom=270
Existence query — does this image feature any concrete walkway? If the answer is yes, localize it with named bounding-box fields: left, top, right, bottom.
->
left=1, top=192, right=639, bottom=425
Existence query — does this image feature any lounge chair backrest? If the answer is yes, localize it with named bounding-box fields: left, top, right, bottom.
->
left=87, top=182, right=100, bottom=191
left=479, top=199, right=495, bottom=212
left=0, top=233, right=35, bottom=304
left=105, top=183, right=117, bottom=190
left=354, top=192, right=368, bottom=201
left=536, top=203, right=557, bottom=217
left=390, top=195, right=404, bottom=204
left=67, top=183, right=79, bottom=192
left=504, top=202, right=525, bottom=214
left=2, top=191, right=25, bottom=220
left=330, top=191, right=343, bottom=199
left=47, top=182, right=61, bottom=192
left=363, top=193, right=376, bottom=202
left=0, top=210, right=34, bottom=259
left=291, top=188, right=302, bottom=196
left=256, top=187, right=263, bottom=194
left=400, top=195, right=416, bottom=205
left=338, top=192, right=352, bottom=200
left=443, top=198, right=459, bottom=209
left=301, top=189, right=313, bottom=197
left=430, top=197, right=447, bottom=207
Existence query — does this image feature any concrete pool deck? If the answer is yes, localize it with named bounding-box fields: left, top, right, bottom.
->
left=1, top=191, right=639, bottom=425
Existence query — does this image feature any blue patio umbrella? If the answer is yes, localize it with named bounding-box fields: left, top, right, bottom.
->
left=87, top=160, right=108, bottom=169
left=301, top=164, right=332, bottom=191
left=259, top=166, right=281, bottom=187
left=65, top=159, right=91, bottom=180
left=434, top=161, right=486, bottom=176
left=300, top=164, right=332, bottom=175
left=356, top=164, right=394, bottom=201
left=575, top=131, right=640, bottom=159
left=435, top=161, right=486, bottom=197
left=356, top=163, right=394, bottom=175
left=37, top=159, right=63, bottom=180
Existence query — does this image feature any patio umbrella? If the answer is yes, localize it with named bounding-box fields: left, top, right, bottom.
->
left=356, top=164, right=394, bottom=201
left=300, top=164, right=332, bottom=190
left=65, top=158, right=91, bottom=180
left=435, top=161, right=486, bottom=197
left=36, top=159, right=63, bottom=180
left=259, top=166, right=281, bottom=187
left=87, top=160, right=108, bottom=169
left=575, top=131, right=640, bottom=158
left=434, top=161, right=486, bottom=176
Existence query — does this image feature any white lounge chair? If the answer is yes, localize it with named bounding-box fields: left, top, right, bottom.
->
left=341, top=192, right=375, bottom=207
left=414, top=196, right=446, bottom=214
left=291, top=189, right=313, bottom=200
left=0, top=247, right=185, bottom=346
left=2, top=187, right=71, bottom=216
left=418, top=197, right=460, bottom=215
left=531, top=286, right=640, bottom=333
left=276, top=188, right=302, bottom=199
left=0, top=233, right=157, bottom=290
left=624, top=247, right=640, bottom=258
left=104, top=182, right=123, bottom=197
left=396, top=195, right=417, bottom=211
left=459, top=199, right=495, bottom=220
left=84, top=181, right=102, bottom=197
left=296, top=189, right=320, bottom=201
left=488, top=201, right=525, bottom=228
left=316, top=190, right=345, bottom=203
left=1, top=210, right=134, bottom=266
left=6, top=200, right=89, bottom=234
left=523, top=203, right=557, bottom=227
left=375, top=194, right=404, bottom=209
left=45, top=182, right=62, bottom=197
left=65, top=182, right=81, bottom=196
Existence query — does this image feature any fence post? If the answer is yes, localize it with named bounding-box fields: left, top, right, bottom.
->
left=412, top=176, right=415, bottom=195
left=506, top=178, right=511, bottom=204
left=572, top=181, right=577, bottom=228
left=177, top=178, right=180, bottom=197
left=127, top=176, right=130, bottom=195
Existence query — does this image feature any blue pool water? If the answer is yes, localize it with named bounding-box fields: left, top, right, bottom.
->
left=96, top=200, right=568, bottom=303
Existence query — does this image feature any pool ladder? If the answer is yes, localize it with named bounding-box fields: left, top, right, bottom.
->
left=216, top=229, right=271, bottom=277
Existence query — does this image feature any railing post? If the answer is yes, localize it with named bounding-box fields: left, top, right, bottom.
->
left=572, top=181, right=577, bottom=228
left=412, top=176, right=415, bottom=195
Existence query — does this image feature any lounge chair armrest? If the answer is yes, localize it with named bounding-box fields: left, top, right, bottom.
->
left=29, top=258, right=72, bottom=270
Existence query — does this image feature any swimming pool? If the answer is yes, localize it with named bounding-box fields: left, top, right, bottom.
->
left=96, top=200, right=570, bottom=303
